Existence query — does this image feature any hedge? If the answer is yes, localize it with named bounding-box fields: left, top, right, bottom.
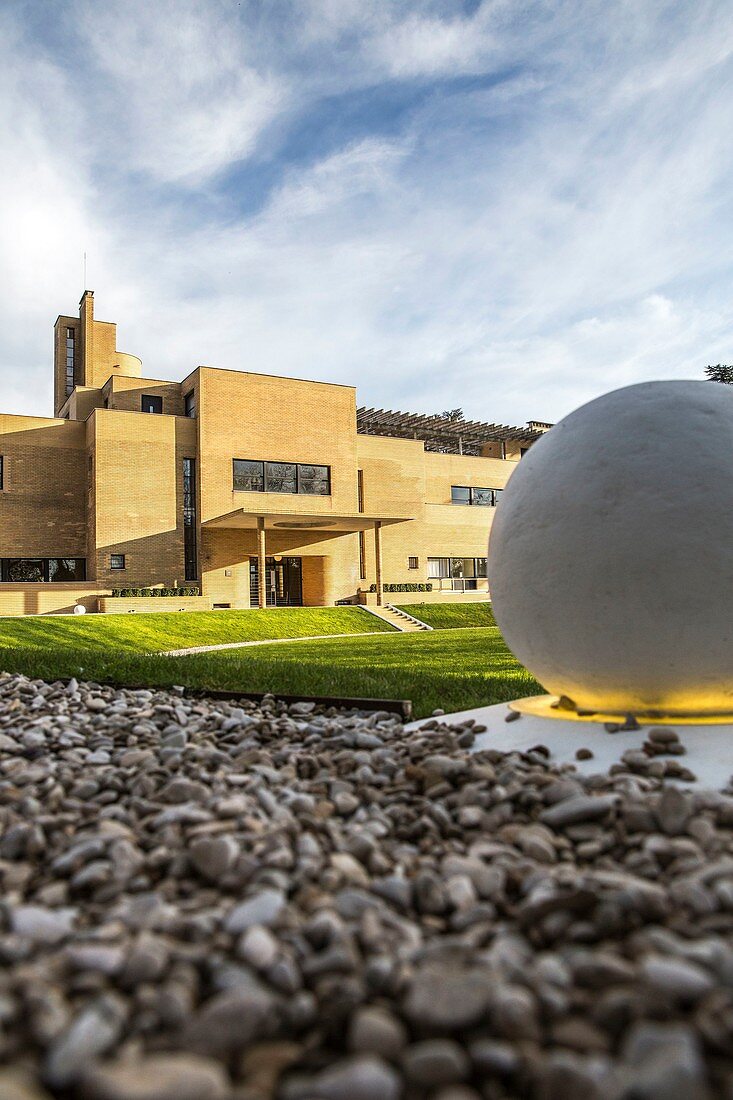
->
left=368, top=582, right=433, bottom=593
left=110, top=587, right=201, bottom=598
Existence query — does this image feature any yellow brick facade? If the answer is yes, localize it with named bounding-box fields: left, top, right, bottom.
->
left=0, top=292, right=540, bottom=614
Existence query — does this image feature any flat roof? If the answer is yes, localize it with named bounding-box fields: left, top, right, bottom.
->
left=203, top=509, right=411, bottom=532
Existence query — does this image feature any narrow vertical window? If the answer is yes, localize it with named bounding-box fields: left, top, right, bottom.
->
left=0, top=455, right=3, bottom=490
left=65, top=327, right=75, bottom=396
left=183, top=457, right=197, bottom=581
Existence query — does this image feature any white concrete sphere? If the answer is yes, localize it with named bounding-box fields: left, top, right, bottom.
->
left=488, top=381, right=733, bottom=716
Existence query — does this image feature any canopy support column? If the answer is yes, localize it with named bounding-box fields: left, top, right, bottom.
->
left=257, top=517, right=266, bottom=609
left=374, top=520, right=384, bottom=607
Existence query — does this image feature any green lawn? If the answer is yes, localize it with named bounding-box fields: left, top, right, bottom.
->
left=395, top=601, right=495, bottom=630
left=0, top=624, right=541, bottom=719
left=0, top=606, right=394, bottom=655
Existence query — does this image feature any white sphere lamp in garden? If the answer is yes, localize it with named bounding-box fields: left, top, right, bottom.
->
left=407, top=380, right=733, bottom=789
left=488, top=380, right=733, bottom=720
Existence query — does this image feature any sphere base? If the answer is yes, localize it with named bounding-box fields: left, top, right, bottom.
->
left=408, top=698, right=733, bottom=789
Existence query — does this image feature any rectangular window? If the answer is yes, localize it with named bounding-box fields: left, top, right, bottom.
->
left=183, top=457, right=198, bottom=581
left=427, top=557, right=450, bottom=579
left=110, top=554, right=126, bottom=570
left=427, top=557, right=487, bottom=589
left=298, top=464, right=330, bottom=495
left=358, top=531, right=366, bottom=580
left=265, top=461, right=297, bottom=494
left=0, top=455, right=3, bottom=490
left=141, top=394, right=163, bottom=414
left=408, top=556, right=419, bottom=569
left=233, top=459, right=265, bottom=492
left=451, top=485, right=502, bottom=506
left=233, top=459, right=332, bottom=496
left=1, top=558, right=86, bottom=582
left=49, top=558, right=86, bottom=581
left=184, top=391, right=196, bottom=418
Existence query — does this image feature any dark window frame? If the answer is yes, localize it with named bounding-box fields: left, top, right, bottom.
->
left=183, top=457, right=198, bottom=581
left=184, top=391, right=196, bottom=418
left=110, top=554, right=126, bottom=570
left=233, top=459, right=331, bottom=497
left=451, top=485, right=502, bottom=507
left=408, top=556, right=419, bottom=569
left=1, top=558, right=86, bottom=583
left=427, top=556, right=487, bottom=587
left=141, top=394, right=163, bottom=414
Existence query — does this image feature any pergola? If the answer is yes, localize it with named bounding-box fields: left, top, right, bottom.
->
left=356, top=407, right=541, bottom=455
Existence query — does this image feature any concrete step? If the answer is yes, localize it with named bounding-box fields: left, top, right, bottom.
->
left=364, top=605, right=427, bottom=632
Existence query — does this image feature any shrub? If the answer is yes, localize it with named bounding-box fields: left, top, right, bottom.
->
left=368, top=582, right=433, bottom=593
left=110, top=586, right=201, bottom=598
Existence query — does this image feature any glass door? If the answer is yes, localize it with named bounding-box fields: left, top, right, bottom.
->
left=250, top=557, right=303, bottom=606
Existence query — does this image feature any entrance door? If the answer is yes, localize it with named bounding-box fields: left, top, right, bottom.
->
left=249, top=557, right=303, bottom=606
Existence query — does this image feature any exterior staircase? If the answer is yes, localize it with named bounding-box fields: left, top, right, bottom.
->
left=364, top=604, right=433, bottom=632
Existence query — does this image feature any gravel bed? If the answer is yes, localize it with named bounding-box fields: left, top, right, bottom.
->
left=0, top=670, right=732, bottom=1099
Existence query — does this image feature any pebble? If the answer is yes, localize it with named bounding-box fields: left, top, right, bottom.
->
left=284, top=1055, right=401, bottom=1100
left=540, top=794, right=617, bottom=828
left=184, top=983, right=279, bottom=1056
left=188, top=834, right=239, bottom=881
left=238, top=924, right=280, bottom=969
left=44, top=995, right=126, bottom=1087
left=0, top=671, right=731, bottom=1099
left=224, top=888, right=286, bottom=932
left=402, top=1039, right=470, bottom=1085
left=348, top=1005, right=408, bottom=1059
left=80, top=1053, right=229, bottom=1100
left=403, top=964, right=493, bottom=1030
left=10, top=906, right=76, bottom=944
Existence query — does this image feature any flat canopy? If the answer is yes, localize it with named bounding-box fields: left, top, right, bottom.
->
left=203, top=509, right=412, bottom=532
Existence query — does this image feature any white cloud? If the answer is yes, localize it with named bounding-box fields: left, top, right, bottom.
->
left=77, top=0, right=287, bottom=185
left=1, top=0, right=733, bottom=429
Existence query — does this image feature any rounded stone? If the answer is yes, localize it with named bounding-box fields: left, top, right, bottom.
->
left=488, top=381, right=733, bottom=715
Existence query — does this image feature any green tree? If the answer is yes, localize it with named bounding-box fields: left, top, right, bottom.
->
left=440, top=408, right=464, bottom=421
left=705, top=364, right=733, bottom=384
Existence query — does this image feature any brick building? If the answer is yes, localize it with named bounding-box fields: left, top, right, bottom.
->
left=0, top=292, right=543, bottom=615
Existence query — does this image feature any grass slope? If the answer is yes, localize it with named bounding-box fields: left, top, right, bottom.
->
left=395, top=602, right=495, bottom=630
left=0, top=607, right=393, bottom=655
left=0, top=626, right=540, bottom=719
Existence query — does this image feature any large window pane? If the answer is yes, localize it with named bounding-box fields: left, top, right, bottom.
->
left=471, top=488, right=493, bottom=506
left=427, top=557, right=450, bottom=579
left=266, top=462, right=297, bottom=494
left=451, top=486, right=471, bottom=505
left=233, top=459, right=264, bottom=492
left=49, top=558, right=86, bottom=581
left=452, top=558, right=477, bottom=578
left=475, top=557, right=488, bottom=578
left=4, top=559, right=45, bottom=582
left=299, top=464, right=330, bottom=495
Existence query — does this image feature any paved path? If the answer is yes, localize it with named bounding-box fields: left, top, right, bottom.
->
left=161, top=629, right=405, bottom=657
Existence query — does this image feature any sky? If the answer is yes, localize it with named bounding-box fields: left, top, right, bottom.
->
left=1, top=0, right=732, bottom=427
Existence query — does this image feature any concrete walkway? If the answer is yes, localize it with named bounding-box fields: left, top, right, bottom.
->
left=162, top=629, right=405, bottom=657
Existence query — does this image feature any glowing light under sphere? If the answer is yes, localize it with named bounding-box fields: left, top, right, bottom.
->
left=487, top=381, right=733, bottom=716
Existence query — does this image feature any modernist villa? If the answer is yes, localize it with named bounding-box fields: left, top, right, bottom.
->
left=0, top=292, right=547, bottom=616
